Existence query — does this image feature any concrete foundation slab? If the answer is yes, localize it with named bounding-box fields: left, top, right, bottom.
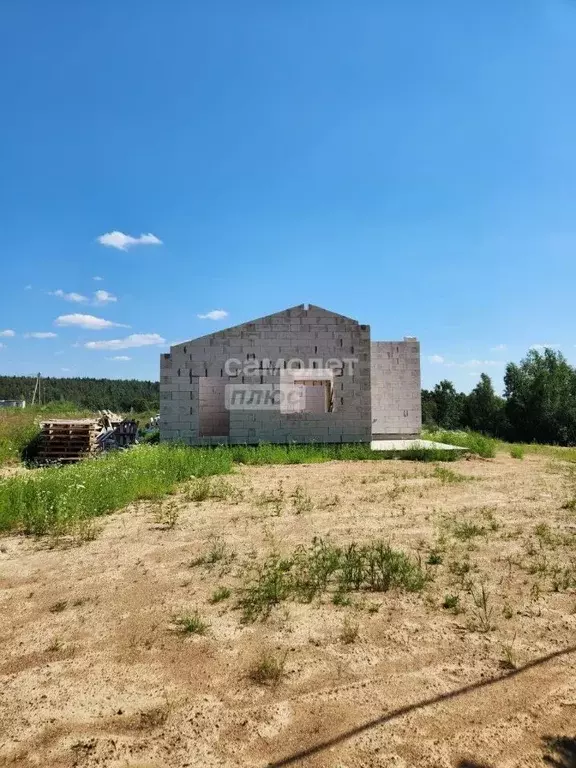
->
left=370, top=439, right=467, bottom=452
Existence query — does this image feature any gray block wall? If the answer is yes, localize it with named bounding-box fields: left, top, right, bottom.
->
left=370, top=340, right=421, bottom=438
left=160, top=304, right=372, bottom=445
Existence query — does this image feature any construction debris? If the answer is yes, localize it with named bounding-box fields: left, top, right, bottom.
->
left=38, top=412, right=139, bottom=463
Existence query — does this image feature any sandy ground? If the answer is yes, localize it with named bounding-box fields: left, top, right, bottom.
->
left=0, top=453, right=575, bottom=768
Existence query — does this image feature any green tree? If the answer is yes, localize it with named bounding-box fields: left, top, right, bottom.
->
left=504, top=349, right=576, bottom=445
left=465, top=374, right=505, bottom=436
left=432, top=380, right=465, bottom=430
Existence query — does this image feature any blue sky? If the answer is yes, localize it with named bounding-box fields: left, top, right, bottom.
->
left=1, top=0, right=575, bottom=392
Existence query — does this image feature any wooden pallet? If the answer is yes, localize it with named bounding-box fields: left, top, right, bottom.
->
left=39, top=419, right=101, bottom=463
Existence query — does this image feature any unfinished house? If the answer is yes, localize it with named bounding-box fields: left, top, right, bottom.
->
left=159, top=304, right=421, bottom=445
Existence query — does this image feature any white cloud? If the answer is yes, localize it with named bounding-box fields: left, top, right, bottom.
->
left=49, top=289, right=89, bottom=303
left=0, top=343, right=4, bottom=349
left=24, top=285, right=32, bottom=290
left=491, top=344, right=507, bottom=351
left=93, top=276, right=103, bottom=281
left=531, top=343, right=560, bottom=350
left=107, top=355, right=132, bottom=361
left=85, top=333, right=165, bottom=350
left=197, top=309, right=228, bottom=321
left=55, top=314, right=129, bottom=330
left=0, top=329, right=15, bottom=337
left=93, top=289, right=117, bottom=305
left=445, top=359, right=501, bottom=368
left=432, top=356, right=502, bottom=369
left=97, top=231, right=162, bottom=251
left=25, top=332, right=58, bottom=339
left=61, top=367, right=72, bottom=372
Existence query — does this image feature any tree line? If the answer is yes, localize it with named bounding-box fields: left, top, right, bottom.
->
left=0, top=376, right=160, bottom=413
left=2, top=348, right=576, bottom=445
left=423, top=348, right=576, bottom=445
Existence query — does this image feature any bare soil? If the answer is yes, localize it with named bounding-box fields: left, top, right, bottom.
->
left=1, top=453, right=575, bottom=767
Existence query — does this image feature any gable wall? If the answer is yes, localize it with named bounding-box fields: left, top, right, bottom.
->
left=160, top=305, right=372, bottom=444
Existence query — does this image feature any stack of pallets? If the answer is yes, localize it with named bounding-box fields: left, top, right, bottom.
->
left=39, top=419, right=101, bottom=463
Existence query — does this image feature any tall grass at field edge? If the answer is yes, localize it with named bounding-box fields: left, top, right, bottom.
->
left=0, top=441, right=460, bottom=537
left=0, top=444, right=232, bottom=536
left=422, top=430, right=497, bottom=458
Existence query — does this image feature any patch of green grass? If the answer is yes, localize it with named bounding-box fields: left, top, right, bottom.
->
left=433, top=465, right=469, bottom=484
left=229, top=442, right=459, bottom=465
left=426, top=549, right=443, bottom=565
left=210, top=586, right=231, bottom=603
left=0, top=444, right=232, bottom=536
left=423, top=430, right=497, bottom=459
left=442, top=594, right=461, bottom=613
left=510, top=445, right=524, bottom=460
left=238, top=538, right=427, bottom=622
left=452, top=520, right=486, bottom=541
left=172, top=611, right=209, bottom=635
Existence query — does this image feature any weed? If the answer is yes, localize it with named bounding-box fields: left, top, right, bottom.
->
left=248, top=649, right=288, bottom=686
left=184, top=477, right=212, bottom=502
left=481, top=507, right=500, bottom=532
left=210, top=586, right=231, bottom=604
left=154, top=500, right=179, bottom=529
left=427, top=549, right=443, bottom=566
left=452, top=520, right=486, bottom=541
left=448, top=556, right=474, bottom=587
left=239, top=538, right=426, bottom=622
left=442, top=594, right=461, bottom=613
left=189, top=538, right=234, bottom=568
left=469, top=584, right=494, bottom=632
left=172, top=611, right=209, bottom=635
left=255, top=481, right=285, bottom=514
left=433, top=466, right=468, bottom=484
left=499, top=634, right=517, bottom=669
left=510, top=446, right=524, bottom=460
left=46, top=638, right=63, bottom=652
left=291, top=485, right=313, bottom=515
left=339, top=616, right=360, bottom=644
left=332, top=589, right=352, bottom=606
left=386, top=479, right=405, bottom=501
left=551, top=566, right=576, bottom=592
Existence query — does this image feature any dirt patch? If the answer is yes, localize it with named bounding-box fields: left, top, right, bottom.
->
left=0, top=454, right=575, bottom=767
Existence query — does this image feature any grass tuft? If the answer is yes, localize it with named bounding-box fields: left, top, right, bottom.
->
left=433, top=465, right=468, bottom=484
left=238, top=538, right=427, bottom=622
left=172, top=611, right=209, bottom=635
left=248, top=650, right=288, bottom=686
left=210, top=586, right=231, bottom=604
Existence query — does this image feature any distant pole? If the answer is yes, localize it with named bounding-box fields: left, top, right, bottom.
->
left=31, top=373, right=41, bottom=406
